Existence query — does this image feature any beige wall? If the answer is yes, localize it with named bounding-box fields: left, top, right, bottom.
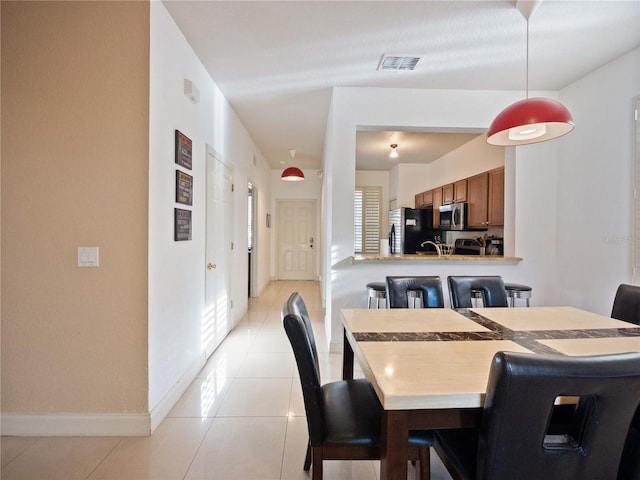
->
left=1, top=2, right=150, bottom=414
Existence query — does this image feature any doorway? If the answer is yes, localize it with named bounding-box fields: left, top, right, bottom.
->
left=277, top=199, right=316, bottom=280
left=247, top=181, right=258, bottom=297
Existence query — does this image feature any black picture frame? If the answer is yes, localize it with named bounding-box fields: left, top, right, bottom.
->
left=176, top=170, right=193, bottom=206
left=175, top=130, right=192, bottom=170
left=174, top=208, right=192, bottom=241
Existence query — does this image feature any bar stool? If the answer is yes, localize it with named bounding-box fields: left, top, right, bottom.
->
left=471, top=289, right=483, bottom=307
left=505, top=282, right=532, bottom=307
left=366, top=282, right=386, bottom=308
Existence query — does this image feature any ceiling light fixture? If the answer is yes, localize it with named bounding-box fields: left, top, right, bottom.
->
left=280, top=149, right=305, bottom=181
left=487, top=2, right=574, bottom=146
left=389, top=144, right=399, bottom=158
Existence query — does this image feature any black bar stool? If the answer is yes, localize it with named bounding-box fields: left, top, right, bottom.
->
left=505, top=283, right=532, bottom=307
left=366, top=282, right=386, bottom=308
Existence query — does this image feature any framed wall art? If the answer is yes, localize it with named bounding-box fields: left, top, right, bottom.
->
left=175, top=130, right=192, bottom=170
left=175, top=170, right=193, bottom=206
left=174, top=208, right=192, bottom=241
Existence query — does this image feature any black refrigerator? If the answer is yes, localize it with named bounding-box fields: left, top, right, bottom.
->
left=388, top=207, right=440, bottom=254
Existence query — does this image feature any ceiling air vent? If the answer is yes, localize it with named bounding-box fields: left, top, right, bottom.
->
left=377, top=55, right=421, bottom=72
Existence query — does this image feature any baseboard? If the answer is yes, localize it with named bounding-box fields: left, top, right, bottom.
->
left=0, top=412, right=151, bottom=437
left=1, top=354, right=208, bottom=437
left=149, top=352, right=207, bottom=433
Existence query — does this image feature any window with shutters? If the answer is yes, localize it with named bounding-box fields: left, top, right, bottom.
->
left=354, top=186, right=382, bottom=253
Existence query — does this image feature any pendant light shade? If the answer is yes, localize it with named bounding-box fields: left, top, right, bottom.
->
left=281, top=166, right=305, bottom=181
left=280, top=149, right=304, bottom=181
left=487, top=97, right=574, bottom=146
left=487, top=1, right=574, bottom=146
left=389, top=143, right=399, bottom=158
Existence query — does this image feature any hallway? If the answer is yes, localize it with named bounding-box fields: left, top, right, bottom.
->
left=1, top=281, right=451, bottom=479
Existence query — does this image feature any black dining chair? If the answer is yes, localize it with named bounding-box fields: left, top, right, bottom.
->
left=618, top=406, right=640, bottom=480
left=611, top=283, right=640, bottom=325
left=386, top=276, right=445, bottom=308
left=433, top=351, right=640, bottom=480
left=282, top=292, right=434, bottom=480
left=447, top=276, right=508, bottom=308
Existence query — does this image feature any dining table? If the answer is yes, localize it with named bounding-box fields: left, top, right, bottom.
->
left=340, top=306, right=640, bottom=480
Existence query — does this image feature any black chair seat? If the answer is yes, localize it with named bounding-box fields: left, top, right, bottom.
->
left=322, top=379, right=380, bottom=445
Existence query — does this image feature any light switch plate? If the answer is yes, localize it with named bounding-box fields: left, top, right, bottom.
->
left=78, top=247, right=99, bottom=267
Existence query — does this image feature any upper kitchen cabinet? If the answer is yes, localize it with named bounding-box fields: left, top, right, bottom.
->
left=415, top=189, right=433, bottom=208
left=442, top=183, right=454, bottom=204
left=454, top=179, right=467, bottom=203
left=467, top=167, right=504, bottom=228
left=432, top=187, right=443, bottom=227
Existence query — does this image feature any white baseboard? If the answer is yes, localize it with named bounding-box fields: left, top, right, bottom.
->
left=149, top=353, right=207, bottom=433
left=0, top=413, right=151, bottom=437
left=1, top=355, right=208, bottom=437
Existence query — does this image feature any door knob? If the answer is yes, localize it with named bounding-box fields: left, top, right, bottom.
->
left=207, top=263, right=217, bottom=270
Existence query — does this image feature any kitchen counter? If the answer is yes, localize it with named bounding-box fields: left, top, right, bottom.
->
left=352, top=253, right=522, bottom=262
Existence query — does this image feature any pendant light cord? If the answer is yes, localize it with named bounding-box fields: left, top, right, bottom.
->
left=526, top=18, right=530, bottom=99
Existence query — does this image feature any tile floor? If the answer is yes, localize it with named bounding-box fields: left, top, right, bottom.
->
left=1, top=281, right=452, bottom=480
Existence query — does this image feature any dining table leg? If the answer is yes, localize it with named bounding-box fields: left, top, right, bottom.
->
left=342, top=328, right=354, bottom=380
left=380, top=410, right=409, bottom=480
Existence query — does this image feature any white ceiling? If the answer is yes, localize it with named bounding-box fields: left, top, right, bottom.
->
left=163, top=0, right=640, bottom=171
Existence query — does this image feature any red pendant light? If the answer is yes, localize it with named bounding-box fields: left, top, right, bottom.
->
left=281, top=149, right=305, bottom=182
left=487, top=2, right=574, bottom=146
left=487, top=97, right=574, bottom=146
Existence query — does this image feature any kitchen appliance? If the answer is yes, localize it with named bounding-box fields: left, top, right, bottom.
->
left=454, top=237, right=504, bottom=255
left=439, top=202, right=467, bottom=231
left=389, top=207, right=439, bottom=254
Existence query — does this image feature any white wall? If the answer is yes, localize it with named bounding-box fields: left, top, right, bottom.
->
left=148, top=3, right=272, bottom=427
left=556, top=48, right=640, bottom=314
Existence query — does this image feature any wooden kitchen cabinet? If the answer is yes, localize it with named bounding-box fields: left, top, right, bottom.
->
left=442, top=183, right=454, bottom=204
left=467, top=168, right=504, bottom=228
left=454, top=179, right=467, bottom=202
left=432, top=187, right=443, bottom=228
left=414, top=190, right=433, bottom=208
left=487, top=168, right=504, bottom=226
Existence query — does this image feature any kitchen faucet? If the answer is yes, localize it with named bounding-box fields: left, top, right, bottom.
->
left=420, top=240, right=442, bottom=256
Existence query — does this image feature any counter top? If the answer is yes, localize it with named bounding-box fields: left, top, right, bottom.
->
left=352, top=253, right=523, bottom=262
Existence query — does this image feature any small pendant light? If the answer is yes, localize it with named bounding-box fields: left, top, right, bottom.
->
left=487, top=2, right=574, bottom=146
left=281, top=149, right=304, bottom=181
left=389, top=144, right=399, bottom=158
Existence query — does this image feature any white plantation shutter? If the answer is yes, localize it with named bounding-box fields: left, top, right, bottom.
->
left=354, top=186, right=382, bottom=253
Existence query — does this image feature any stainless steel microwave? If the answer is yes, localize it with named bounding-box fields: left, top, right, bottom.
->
left=439, top=202, right=467, bottom=230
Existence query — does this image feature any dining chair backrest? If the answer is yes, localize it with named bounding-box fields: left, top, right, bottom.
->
left=283, top=307, right=325, bottom=446
left=283, top=292, right=320, bottom=375
left=447, top=275, right=508, bottom=308
left=386, top=276, right=444, bottom=308
left=476, top=351, right=640, bottom=480
left=611, top=283, right=640, bottom=325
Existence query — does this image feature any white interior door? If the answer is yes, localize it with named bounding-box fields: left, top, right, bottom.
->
left=204, top=146, right=233, bottom=358
left=277, top=200, right=316, bottom=280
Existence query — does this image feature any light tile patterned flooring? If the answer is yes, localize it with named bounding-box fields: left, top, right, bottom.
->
left=1, top=281, right=452, bottom=480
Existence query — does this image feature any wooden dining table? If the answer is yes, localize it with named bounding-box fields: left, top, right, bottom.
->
left=340, top=306, right=640, bottom=480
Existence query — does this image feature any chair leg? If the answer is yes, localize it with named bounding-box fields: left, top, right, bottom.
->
left=418, top=446, right=430, bottom=480
left=312, top=446, right=323, bottom=480
left=304, top=442, right=312, bottom=471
